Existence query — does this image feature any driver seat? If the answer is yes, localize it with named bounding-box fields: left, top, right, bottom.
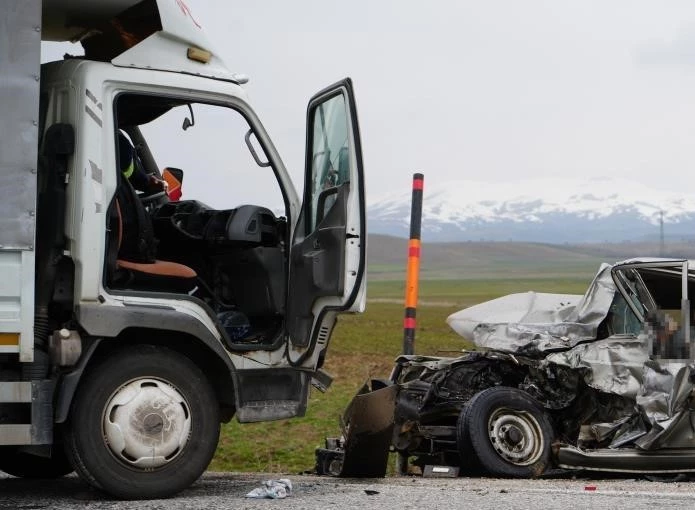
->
left=109, top=132, right=197, bottom=293
left=113, top=198, right=198, bottom=293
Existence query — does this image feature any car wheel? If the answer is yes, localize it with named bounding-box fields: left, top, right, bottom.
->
left=457, top=387, right=553, bottom=478
left=64, top=344, right=220, bottom=499
left=0, top=446, right=73, bottom=478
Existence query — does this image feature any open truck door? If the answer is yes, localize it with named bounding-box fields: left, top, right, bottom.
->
left=287, top=78, right=366, bottom=353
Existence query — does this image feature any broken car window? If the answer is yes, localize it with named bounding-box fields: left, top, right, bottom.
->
left=613, top=268, right=651, bottom=322
left=605, top=292, right=641, bottom=337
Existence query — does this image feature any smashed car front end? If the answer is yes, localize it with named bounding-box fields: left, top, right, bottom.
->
left=320, top=258, right=695, bottom=477
left=391, top=352, right=535, bottom=468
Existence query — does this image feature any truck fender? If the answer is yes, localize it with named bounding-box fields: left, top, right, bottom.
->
left=77, top=302, right=237, bottom=376
left=55, top=338, right=102, bottom=423
left=57, top=303, right=241, bottom=423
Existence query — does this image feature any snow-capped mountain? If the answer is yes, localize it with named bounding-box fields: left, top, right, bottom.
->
left=367, top=177, right=695, bottom=243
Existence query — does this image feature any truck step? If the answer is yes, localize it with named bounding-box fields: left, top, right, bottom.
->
left=0, top=381, right=53, bottom=445
left=0, top=381, right=32, bottom=402
left=0, top=425, right=32, bottom=445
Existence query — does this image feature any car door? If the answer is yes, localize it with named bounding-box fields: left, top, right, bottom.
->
left=286, top=78, right=366, bottom=350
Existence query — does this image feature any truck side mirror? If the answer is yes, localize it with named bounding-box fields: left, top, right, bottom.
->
left=43, top=123, right=75, bottom=156
left=182, top=104, right=195, bottom=131
left=162, top=167, right=184, bottom=201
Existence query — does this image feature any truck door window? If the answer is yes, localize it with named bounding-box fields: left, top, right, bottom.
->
left=308, top=93, right=350, bottom=232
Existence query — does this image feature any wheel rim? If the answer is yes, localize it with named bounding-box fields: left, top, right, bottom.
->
left=487, top=407, right=544, bottom=466
left=102, top=378, right=192, bottom=469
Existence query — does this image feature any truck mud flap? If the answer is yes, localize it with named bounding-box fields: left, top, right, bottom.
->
left=316, top=379, right=398, bottom=478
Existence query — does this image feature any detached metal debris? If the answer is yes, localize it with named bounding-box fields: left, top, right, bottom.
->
left=317, top=258, right=695, bottom=478
left=316, top=380, right=397, bottom=477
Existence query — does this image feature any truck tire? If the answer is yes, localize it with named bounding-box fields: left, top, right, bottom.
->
left=457, top=387, right=553, bottom=478
left=0, top=447, right=73, bottom=478
left=64, top=344, right=220, bottom=499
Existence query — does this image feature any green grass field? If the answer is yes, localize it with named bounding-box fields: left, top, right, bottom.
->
left=209, top=276, right=594, bottom=473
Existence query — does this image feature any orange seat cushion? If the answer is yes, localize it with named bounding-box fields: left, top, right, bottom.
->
left=117, top=259, right=197, bottom=279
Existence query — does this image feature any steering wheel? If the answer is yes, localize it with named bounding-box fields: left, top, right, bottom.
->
left=139, top=190, right=167, bottom=205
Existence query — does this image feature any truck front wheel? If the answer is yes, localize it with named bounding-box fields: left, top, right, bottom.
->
left=64, top=344, right=220, bottom=499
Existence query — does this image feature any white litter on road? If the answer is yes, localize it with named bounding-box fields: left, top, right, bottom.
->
left=245, top=479, right=293, bottom=499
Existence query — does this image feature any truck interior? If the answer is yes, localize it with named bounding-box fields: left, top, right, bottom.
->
left=106, top=93, right=289, bottom=350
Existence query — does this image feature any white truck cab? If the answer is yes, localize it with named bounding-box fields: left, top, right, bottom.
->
left=0, top=0, right=366, bottom=499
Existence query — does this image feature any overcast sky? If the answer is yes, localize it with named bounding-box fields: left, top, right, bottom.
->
left=43, top=1, right=695, bottom=203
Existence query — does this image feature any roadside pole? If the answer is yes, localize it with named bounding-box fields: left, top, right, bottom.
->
left=403, top=173, right=424, bottom=355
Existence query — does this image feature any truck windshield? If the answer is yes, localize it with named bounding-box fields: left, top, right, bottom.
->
left=139, top=102, right=284, bottom=212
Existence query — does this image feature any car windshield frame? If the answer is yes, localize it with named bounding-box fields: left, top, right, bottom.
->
left=611, top=260, right=693, bottom=343
left=612, top=266, right=655, bottom=322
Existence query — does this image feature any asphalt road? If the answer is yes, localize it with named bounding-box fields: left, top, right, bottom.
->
left=2, top=472, right=695, bottom=509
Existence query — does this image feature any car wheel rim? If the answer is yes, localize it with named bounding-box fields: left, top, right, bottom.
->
left=102, top=378, right=192, bottom=469
left=487, top=407, right=544, bottom=466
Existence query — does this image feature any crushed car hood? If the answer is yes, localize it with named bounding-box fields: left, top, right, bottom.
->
left=446, top=263, right=616, bottom=356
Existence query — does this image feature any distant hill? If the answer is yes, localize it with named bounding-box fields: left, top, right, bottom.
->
left=368, top=177, right=695, bottom=243
left=368, top=234, right=695, bottom=281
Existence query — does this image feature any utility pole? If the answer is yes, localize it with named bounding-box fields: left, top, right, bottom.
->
left=403, top=173, right=423, bottom=356
left=660, top=210, right=665, bottom=257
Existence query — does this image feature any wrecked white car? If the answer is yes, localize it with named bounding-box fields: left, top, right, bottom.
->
left=317, top=258, right=695, bottom=478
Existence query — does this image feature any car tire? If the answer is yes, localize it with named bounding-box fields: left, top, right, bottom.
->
left=64, top=344, right=220, bottom=499
left=456, top=401, right=482, bottom=475
left=457, top=386, right=553, bottom=478
left=0, top=446, right=73, bottom=478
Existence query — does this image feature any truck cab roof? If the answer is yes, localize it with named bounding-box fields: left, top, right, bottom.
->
left=42, top=0, right=240, bottom=83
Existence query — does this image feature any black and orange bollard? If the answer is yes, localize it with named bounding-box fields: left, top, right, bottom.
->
left=403, top=173, right=424, bottom=356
